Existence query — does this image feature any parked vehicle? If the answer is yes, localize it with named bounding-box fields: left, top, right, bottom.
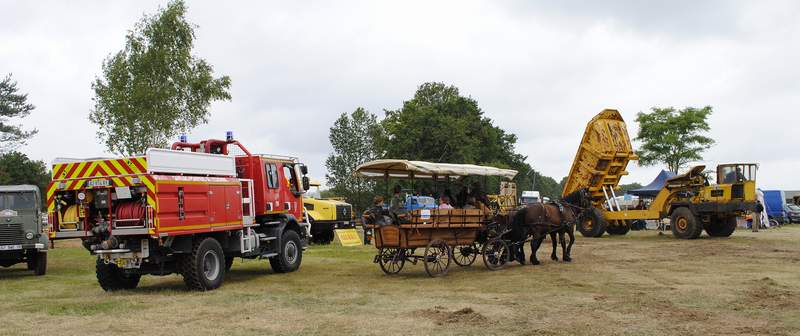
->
left=404, top=195, right=437, bottom=211
left=762, top=190, right=787, bottom=224
left=786, top=204, right=800, bottom=223
left=303, top=181, right=355, bottom=244
left=0, top=185, right=48, bottom=275
left=520, top=191, right=541, bottom=205
left=48, top=134, right=310, bottom=291
left=562, top=109, right=758, bottom=239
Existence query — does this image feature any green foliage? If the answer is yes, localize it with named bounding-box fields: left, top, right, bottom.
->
left=635, top=106, right=715, bottom=173
left=377, top=82, right=559, bottom=199
left=90, top=0, right=231, bottom=155
left=0, top=74, right=37, bottom=151
left=0, top=151, right=50, bottom=206
left=325, top=107, right=383, bottom=212
left=618, top=182, right=644, bottom=193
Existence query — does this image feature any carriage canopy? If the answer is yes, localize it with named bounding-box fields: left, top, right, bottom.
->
left=355, top=159, right=518, bottom=180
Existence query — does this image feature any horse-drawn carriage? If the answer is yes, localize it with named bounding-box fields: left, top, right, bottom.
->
left=356, top=160, right=519, bottom=277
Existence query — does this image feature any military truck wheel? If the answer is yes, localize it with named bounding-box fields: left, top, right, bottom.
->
left=706, top=216, right=737, bottom=237
left=270, top=230, right=302, bottom=273
left=181, top=237, right=226, bottom=291
left=32, top=252, right=47, bottom=276
left=96, top=259, right=140, bottom=291
left=606, top=220, right=631, bottom=235
left=578, top=208, right=608, bottom=237
left=670, top=207, right=703, bottom=239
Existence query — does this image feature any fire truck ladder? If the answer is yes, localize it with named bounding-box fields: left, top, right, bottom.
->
left=239, top=179, right=258, bottom=254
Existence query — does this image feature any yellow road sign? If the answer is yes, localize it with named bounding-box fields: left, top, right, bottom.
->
left=334, top=229, right=362, bottom=246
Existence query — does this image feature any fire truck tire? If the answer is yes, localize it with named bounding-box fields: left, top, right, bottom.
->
left=270, top=230, right=302, bottom=273
left=96, top=259, right=140, bottom=291
left=181, top=237, right=226, bottom=291
left=706, top=216, right=737, bottom=237
left=670, top=207, right=703, bottom=239
left=32, top=252, right=47, bottom=276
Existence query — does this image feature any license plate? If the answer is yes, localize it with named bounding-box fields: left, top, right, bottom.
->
left=0, top=245, right=22, bottom=251
left=87, top=179, right=111, bottom=188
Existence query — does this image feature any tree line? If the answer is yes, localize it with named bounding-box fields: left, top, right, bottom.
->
left=325, top=83, right=716, bottom=211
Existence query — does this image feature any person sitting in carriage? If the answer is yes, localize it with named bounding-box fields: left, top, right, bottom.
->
left=363, top=195, right=394, bottom=226
left=438, top=195, right=454, bottom=209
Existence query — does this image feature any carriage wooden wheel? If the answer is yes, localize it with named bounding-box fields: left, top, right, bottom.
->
left=452, top=243, right=478, bottom=267
left=423, top=239, right=451, bottom=277
left=377, top=248, right=406, bottom=275
left=482, top=238, right=509, bottom=270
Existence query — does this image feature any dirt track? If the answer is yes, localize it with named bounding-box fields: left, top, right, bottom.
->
left=1, top=226, right=798, bottom=336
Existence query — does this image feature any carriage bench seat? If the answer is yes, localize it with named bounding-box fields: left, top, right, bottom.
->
left=398, top=208, right=487, bottom=229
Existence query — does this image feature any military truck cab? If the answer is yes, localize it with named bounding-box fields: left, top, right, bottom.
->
left=0, top=185, right=48, bottom=275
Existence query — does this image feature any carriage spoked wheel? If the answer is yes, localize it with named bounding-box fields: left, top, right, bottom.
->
left=378, top=248, right=406, bottom=275
left=452, top=244, right=478, bottom=267
left=423, top=239, right=451, bottom=277
left=482, top=238, right=509, bottom=271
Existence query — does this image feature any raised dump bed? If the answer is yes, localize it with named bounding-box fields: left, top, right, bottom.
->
left=561, top=109, right=638, bottom=236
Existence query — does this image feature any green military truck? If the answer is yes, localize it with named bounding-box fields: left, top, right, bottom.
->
left=0, top=185, right=48, bottom=275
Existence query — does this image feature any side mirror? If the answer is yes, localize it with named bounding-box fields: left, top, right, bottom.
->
left=300, top=164, right=308, bottom=175
left=302, top=176, right=310, bottom=191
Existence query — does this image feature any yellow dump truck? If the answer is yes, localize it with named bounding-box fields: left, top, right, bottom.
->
left=563, top=109, right=758, bottom=239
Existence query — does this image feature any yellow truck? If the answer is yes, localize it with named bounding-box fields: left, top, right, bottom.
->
left=303, top=181, right=355, bottom=244
left=563, top=109, right=758, bottom=239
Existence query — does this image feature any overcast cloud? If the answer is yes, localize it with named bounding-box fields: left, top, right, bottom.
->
left=1, top=0, right=798, bottom=189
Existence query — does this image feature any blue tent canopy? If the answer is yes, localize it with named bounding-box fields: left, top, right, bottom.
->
left=628, top=170, right=676, bottom=197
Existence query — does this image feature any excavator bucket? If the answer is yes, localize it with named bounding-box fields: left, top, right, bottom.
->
left=561, top=109, right=638, bottom=207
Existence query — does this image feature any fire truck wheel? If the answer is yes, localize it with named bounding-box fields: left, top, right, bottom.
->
left=670, top=207, right=703, bottom=239
left=270, top=230, right=302, bottom=273
left=32, top=252, right=47, bottom=276
left=181, top=237, right=226, bottom=291
left=96, top=259, right=140, bottom=291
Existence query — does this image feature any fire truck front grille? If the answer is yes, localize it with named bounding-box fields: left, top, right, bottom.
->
left=335, top=205, right=352, bottom=221
left=0, top=223, right=24, bottom=245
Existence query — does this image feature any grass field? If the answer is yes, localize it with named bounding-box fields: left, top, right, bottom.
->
left=1, top=226, right=799, bottom=336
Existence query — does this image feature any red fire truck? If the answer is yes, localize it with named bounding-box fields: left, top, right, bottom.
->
left=48, top=133, right=310, bottom=291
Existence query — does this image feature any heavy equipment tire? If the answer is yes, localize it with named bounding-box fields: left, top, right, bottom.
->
left=706, top=216, right=737, bottom=237
left=670, top=207, right=703, bottom=239
left=181, top=237, right=226, bottom=291
left=578, top=208, right=608, bottom=237
left=269, top=230, right=303, bottom=273
left=32, top=252, right=47, bottom=276
left=225, top=256, right=235, bottom=272
left=96, top=259, right=140, bottom=291
left=606, top=220, right=631, bottom=236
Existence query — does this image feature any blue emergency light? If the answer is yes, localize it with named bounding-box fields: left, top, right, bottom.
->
left=179, top=134, right=187, bottom=142
left=226, top=131, right=234, bottom=141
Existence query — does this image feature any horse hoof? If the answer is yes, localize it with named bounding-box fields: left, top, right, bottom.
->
left=532, top=260, right=541, bottom=265
left=564, top=257, right=572, bottom=263
left=551, top=255, right=558, bottom=261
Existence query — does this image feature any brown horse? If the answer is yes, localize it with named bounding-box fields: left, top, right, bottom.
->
left=505, top=190, right=588, bottom=265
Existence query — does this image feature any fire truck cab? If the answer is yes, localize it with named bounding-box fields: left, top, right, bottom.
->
left=48, top=133, right=310, bottom=291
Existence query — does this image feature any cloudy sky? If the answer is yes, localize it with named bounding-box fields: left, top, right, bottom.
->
left=2, top=0, right=798, bottom=189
